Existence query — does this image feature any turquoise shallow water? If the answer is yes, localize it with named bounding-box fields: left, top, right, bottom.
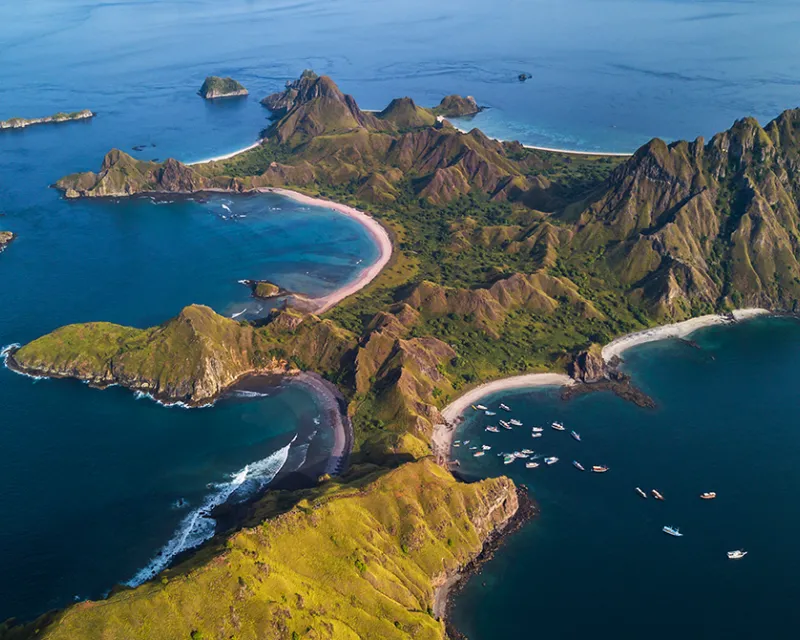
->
left=3, top=0, right=800, bottom=627
left=450, top=317, right=800, bottom=638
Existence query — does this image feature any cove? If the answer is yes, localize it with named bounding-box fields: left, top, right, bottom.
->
left=448, top=316, right=800, bottom=639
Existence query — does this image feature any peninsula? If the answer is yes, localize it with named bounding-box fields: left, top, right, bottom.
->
left=198, top=76, right=248, bottom=99
left=0, top=110, right=93, bottom=131
left=6, top=72, right=800, bottom=639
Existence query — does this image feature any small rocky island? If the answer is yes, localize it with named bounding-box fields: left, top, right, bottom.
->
left=0, top=231, right=15, bottom=252
left=0, top=109, right=94, bottom=131
left=240, top=279, right=284, bottom=299
left=199, top=76, right=248, bottom=99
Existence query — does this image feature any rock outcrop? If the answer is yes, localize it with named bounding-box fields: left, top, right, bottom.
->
left=0, top=231, right=15, bottom=252
left=198, top=76, right=248, bottom=99
left=432, top=94, right=482, bottom=118
left=0, top=110, right=93, bottom=130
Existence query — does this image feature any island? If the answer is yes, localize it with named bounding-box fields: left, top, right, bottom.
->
left=0, top=110, right=94, bottom=131
left=0, top=231, right=15, bottom=252
left=198, top=76, right=248, bottom=99
left=6, top=72, right=800, bottom=639
left=239, top=279, right=284, bottom=299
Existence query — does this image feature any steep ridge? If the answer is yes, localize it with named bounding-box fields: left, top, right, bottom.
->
left=12, top=461, right=519, bottom=640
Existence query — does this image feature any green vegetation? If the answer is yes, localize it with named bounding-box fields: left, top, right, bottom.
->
left=198, top=76, right=248, bottom=99
left=252, top=281, right=281, bottom=298
left=7, top=461, right=517, bottom=640
left=0, top=110, right=93, bottom=130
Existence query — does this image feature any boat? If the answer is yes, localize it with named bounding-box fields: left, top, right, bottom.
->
left=531, top=433, right=542, bottom=438
left=652, top=489, right=665, bottom=500
left=521, top=449, right=534, bottom=455
left=476, top=405, right=487, bottom=411
left=531, top=427, right=544, bottom=433
left=499, top=420, right=510, bottom=428
left=453, top=443, right=460, bottom=447
left=514, top=452, right=530, bottom=459
left=700, top=492, right=717, bottom=500
left=485, top=426, right=500, bottom=433
left=485, top=410, right=497, bottom=416
left=526, top=462, right=540, bottom=469
left=503, top=456, right=515, bottom=465
left=570, top=430, right=581, bottom=441
left=501, top=423, right=513, bottom=430
left=469, top=446, right=478, bottom=450
left=463, top=440, right=470, bottom=445
left=499, top=403, right=510, bottom=411
left=635, top=487, right=647, bottom=499
left=551, top=422, right=565, bottom=431
left=544, top=456, right=559, bottom=465
left=471, top=405, right=478, bottom=411
left=473, top=451, right=485, bottom=457
left=510, top=419, right=523, bottom=427
left=482, top=445, right=491, bottom=450
left=573, top=461, right=585, bottom=471
left=591, top=465, right=609, bottom=473
left=727, top=550, right=747, bottom=560
left=663, top=525, right=683, bottom=537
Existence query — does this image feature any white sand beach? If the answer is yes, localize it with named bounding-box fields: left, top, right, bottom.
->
left=433, top=373, right=574, bottom=463
left=187, top=140, right=263, bottom=166
left=601, top=308, right=770, bottom=362
left=260, top=188, right=393, bottom=313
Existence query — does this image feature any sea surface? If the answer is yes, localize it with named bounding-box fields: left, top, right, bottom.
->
left=450, top=316, right=800, bottom=639
left=2, top=0, right=800, bottom=628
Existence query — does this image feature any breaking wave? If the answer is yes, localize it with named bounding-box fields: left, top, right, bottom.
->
left=126, top=437, right=294, bottom=587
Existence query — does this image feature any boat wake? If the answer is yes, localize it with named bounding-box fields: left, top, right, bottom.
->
left=231, top=308, right=247, bottom=319
left=126, top=438, right=294, bottom=587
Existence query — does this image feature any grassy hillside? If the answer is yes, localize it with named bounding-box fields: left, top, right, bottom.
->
left=7, top=461, right=518, bottom=640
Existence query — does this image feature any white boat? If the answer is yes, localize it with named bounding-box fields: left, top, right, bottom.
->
left=531, top=427, right=544, bottom=433
left=463, top=440, right=470, bottom=445
left=473, top=451, right=485, bottom=458
left=526, top=462, right=540, bottom=469
left=510, top=419, right=523, bottom=427
left=531, top=433, right=542, bottom=438
left=482, top=445, right=491, bottom=450
left=476, top=405, right=488, bottom=411
left=544, top=456, right=559, bottom=465
left=572, top=460, right=585, bottom=471
left=485, top=426, right=499, bottom=433
left=499, top=403, right=511, bottom=411
left=570, top=430, right=581, bottom=441
left=453, top=443, right=460, bottom=447
left=501, top=423, right=513, bottom=430
left=727, top=550, right=747, bottom=560
left=503, top=456, right=515, bottom=465
left=521, top=449, right=534, bottom=455
left=551, top=422, right=565, bottom=431
left=662, top=526, right=683, bottom=537
left=635, top=487, right=647, bottom=499
left=514, top=452, right=530, bottom=459
left=485, top=411, right=497, bottom=416
left=499, top=420, right=510, bottom=428
left=469, top=446, right=478, bottom=450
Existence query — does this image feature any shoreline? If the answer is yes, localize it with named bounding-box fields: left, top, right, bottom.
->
left=434, top=308, right=772, bottom=466
left=433, top=373, right=574, bottom=465
left=258, top=187, right=393, bottom=313
left=186, top=139, right=263, bottom=165
left=449, top=122, right=633, bottom=157
left=601, top=308, right=770, bottom=362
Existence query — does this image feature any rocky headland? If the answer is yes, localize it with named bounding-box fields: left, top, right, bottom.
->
left=198, top=76, right=248, bottom=99
left=0, top=110, right=93, bottom=130
left=0, top=231, right=15, bottom=252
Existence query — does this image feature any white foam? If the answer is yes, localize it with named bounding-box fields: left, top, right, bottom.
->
left=133, top=390, right=213, bottom=409
left=126, top=438, right=294, bottom=587
left=230, top=389, right=270, bottom=399
left=231, top=309, right=247, bottom=319
left=2, top=344, right=48, bottom=381
left=221, top=204, right=232, bottom=213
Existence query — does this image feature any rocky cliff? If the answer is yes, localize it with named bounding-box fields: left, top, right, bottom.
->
left=16, top=460, right=518, bottom=640
left=199, top=76, right=248, bottom=99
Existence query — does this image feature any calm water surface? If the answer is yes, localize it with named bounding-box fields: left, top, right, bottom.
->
left=2, top=0, right=800, bottom=626
left=450, top=317, right=800, bottom=638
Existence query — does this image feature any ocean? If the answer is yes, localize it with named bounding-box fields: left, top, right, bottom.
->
left=450, top=316, right=800, bottom=639
left=2, top=0, right=800, bottom=627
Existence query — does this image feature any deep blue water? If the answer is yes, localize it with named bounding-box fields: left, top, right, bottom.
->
left=451, top=317, right=800, bottom=639
left=3, top=0, right=800, bottom=627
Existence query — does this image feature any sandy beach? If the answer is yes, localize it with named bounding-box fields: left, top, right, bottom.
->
left=260, top=188, right=393, bottom=313
left=601, top=308, right=770, bottom=362
left=187, top=140, right=263, bottom=166
left=433, top=373, right=574, bottom=464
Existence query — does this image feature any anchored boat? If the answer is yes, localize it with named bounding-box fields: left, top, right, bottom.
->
left=531, top=427, right=544, bottom=433
left=700, top=492, right=717, bottom=500
left=526, top=461, right=540, bottom=469
left=510, top=419, right=523, bottom=427
left=663, top=525, right=683, bottom=537
left=570, top=430, right=581, bottom=441
left=727, top=550, right=747, bottom=560
left=485, top=426, right=499, bottom=433
left=482, top=445, right=492, bottom=450
left=499, top=403, right=511, bottom=412
left=573, top=460, right=585, bottom=471
left=544, top=456, right=559, bottom=465
left=635, top=487, right=647, bottom=499
left=499, top=420, right=510, bottom=428
left=531, top=433, right=542, bottom=438
left=551, top=422, right=565, bottom=431
left=652, top=489, right=665, bottom=500
left=473, top=451, right=485, bottom=457
left=476, top=404, right=488, bottom=411
left=591, top=465, right=609, bottom=473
